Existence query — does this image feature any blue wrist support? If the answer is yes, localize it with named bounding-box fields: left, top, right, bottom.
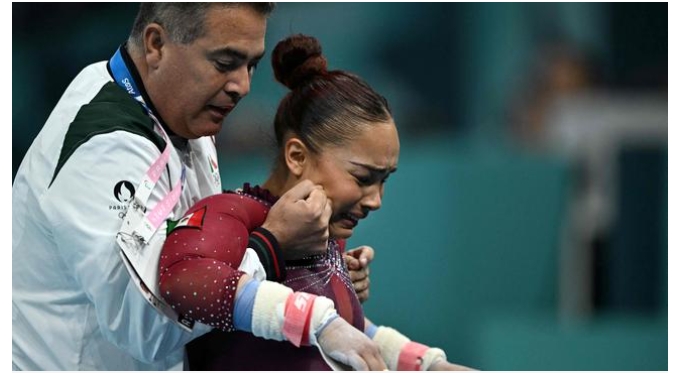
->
left=365, top=322, right=379, bottom=339
left=232, top=279, right=260, bottom=332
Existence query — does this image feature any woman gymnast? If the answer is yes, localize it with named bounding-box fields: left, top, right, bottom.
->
left=159, top=34, right=472, bottom=371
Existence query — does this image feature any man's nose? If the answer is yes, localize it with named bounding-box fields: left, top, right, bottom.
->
left=224, top=65, right=251, bottom=99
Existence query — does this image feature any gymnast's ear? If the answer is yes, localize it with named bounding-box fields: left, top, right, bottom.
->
left=284, top=137, right=310, bottom=177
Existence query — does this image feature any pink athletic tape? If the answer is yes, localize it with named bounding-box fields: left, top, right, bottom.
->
left=282, top=292, right=316, bottom=347
left=398, top=341, right=430, bottom=371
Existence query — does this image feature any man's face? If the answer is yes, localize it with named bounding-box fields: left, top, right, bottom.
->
left=149, top=6, right=267, bottom=139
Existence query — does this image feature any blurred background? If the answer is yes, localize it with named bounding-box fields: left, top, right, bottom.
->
left=13, top=3, right=667, bottom=370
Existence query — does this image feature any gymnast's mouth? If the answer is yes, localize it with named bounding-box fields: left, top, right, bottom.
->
left=336, top=212, right=363, bottom=228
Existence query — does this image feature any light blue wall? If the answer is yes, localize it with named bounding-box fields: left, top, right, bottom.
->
left=220, top=139, right=666, bottom=370
left=14, top=3, right=667, bottom=370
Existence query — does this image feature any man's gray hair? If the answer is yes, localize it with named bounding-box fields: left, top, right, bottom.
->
left=128, top=3, right=274, bottom=48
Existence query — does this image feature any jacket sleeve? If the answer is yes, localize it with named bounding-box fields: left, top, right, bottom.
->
left=43, top=132, right=209, bottom=363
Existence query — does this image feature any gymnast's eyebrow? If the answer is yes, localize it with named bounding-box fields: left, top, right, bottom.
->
left=350, top=161, right=397, bottom=176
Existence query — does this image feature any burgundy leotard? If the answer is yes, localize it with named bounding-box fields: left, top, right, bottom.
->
left=159, top=184, right=364, bottom=370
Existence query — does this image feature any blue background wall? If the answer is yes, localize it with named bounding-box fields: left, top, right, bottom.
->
left=13, top=3, right=667, bottom=370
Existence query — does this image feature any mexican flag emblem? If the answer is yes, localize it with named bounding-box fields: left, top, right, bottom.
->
left=209, top=155, right=218, bottom=174
left=168, top=206, right=206, bottom=232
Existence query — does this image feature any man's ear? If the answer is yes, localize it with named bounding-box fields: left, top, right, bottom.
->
left=284, top=137, right=310, bottom=177
left=143, top=23, right=167, bottom=69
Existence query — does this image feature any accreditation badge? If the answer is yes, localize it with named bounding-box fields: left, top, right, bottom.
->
left=116, top=197, right=195, bottom=332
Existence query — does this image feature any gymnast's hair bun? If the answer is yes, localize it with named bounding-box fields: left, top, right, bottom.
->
left=272, top=34, right=328, bottom=90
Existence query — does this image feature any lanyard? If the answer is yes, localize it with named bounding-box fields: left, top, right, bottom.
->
left=110, top=46, right=185, bottom=244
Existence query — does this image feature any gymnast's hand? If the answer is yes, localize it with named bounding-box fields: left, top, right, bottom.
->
left=262, top=180, right=332, bottom=259
left=317, top=316, right=387, bottom=371
left=344, top=245, right=374, bottom=303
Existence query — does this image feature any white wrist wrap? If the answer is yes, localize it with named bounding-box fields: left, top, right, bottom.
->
left=250, top=281, right=336, bottom=347
left=373, top=326, right=410, bottom=370
left=421, top=348, right=447, bottom=371
left=372, top=326, right=447, bottom=370
left=307, top=297, right=337, bottom=346
left=251, top=281, right=292, bottom=341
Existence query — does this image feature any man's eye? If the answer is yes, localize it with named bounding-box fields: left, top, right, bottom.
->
left=215, top=61, right=235, bottom=72
left=248, top=62, right=258, bottom=76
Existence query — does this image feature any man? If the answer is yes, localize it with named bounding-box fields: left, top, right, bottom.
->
left=12, top=3, right=376, bottom=370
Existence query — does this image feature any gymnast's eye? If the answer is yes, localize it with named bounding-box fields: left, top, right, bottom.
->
left=354, top=174, right=373, bottom=186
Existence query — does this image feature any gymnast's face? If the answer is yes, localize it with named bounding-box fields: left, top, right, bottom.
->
left=298, top=120, right=399, bottom=239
